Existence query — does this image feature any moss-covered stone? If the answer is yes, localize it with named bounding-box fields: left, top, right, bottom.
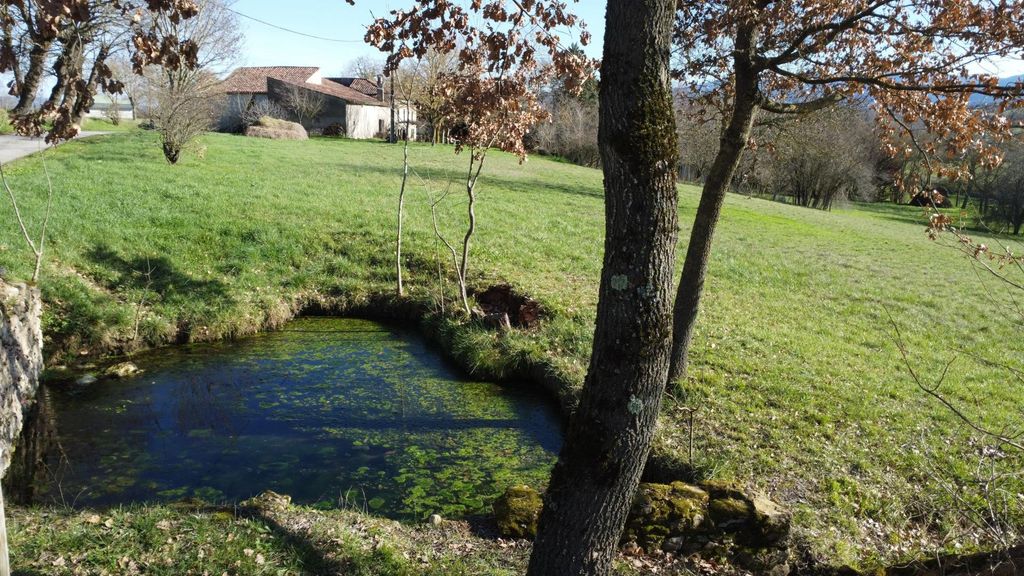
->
left=493, top=485, right=542, bottom=539
left=241, top=490, right=292, bottom=512
left=103, top=361, right=141, bottom=378
left=624, top=482, right=709, bottom=550
left=708, top=497, right=753, bottom=532
left=732, top=544, right=791, bottom=576
left=703, top=480, right=749, bottom=501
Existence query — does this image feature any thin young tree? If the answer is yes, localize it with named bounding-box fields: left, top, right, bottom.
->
left=360, top=0, right=594, bottom=315
left=665, top=0, right=1024, bottom=385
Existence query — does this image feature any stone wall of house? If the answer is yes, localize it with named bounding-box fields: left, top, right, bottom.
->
left=0, top=281, right=43, bottom=478
left=310, top=96, right=348, bottom=133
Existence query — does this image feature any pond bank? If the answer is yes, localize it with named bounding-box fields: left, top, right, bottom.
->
left=45, top=287, right=698, bottom=487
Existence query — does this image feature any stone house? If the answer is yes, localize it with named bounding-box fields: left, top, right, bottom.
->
left=219, top=66, right=416, bottom=139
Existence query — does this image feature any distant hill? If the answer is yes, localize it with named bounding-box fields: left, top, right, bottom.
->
left=969, top=74, right=1024, bottom=107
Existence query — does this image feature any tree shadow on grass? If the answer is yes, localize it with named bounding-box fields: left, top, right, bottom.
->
left=84, top=244, right=233, bottom=311
left=353, top=162, right=605, bottom=201
left=239, top=507, right=348, bottom=575
left=843, top=201, right=942, bottom=227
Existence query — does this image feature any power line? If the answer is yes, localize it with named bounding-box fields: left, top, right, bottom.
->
left=226, top=7, right=365, bottom=44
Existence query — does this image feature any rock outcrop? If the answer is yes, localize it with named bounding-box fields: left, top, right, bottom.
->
left=0, top=281, right=43, bottom=477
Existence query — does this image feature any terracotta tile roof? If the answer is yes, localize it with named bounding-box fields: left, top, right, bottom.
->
left=298, top=78, right=385, bottom=107
left=220, top=66, right=319, bottom=94
left=328, top=77, right=384, bottom=98
left=222, top=66, right=387, bottom=107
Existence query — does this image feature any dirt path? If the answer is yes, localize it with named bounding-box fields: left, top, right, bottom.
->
left=0, top=132, right=109, bottom=165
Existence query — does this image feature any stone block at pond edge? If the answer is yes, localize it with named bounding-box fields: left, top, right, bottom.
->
left=491, top=480, right=791, bottom=572
left=0, top=280, right=43, bottom=478
left=493, top=485, right=543, bottom=539
left=624, top=482, right=709, bottom=550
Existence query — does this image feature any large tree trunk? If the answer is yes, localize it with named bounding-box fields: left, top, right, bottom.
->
left=665, top=25, right=761, bottom=386
left=11, top=41, right=50, bottom=115
left=526, top=1, right=679, bottom=574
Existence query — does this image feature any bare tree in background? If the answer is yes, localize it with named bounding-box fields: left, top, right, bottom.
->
left=534, top=97, right=599, bottom=167
left=346, top=55, right=384, bottom=81
left=109, top=54, right=148, bottom=118
left=148, top=0, right=241, bottom=163
left=279, top=84, right=325, bottom=127
left=756, top=106, right=879, bottom=210
left=400, top=49, right=457, bottom=144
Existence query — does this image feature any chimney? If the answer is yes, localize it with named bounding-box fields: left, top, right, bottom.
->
left=376, top=74, right=385, bottom=102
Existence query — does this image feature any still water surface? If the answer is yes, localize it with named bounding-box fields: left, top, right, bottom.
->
left=6, top=317, right=562, bottom=520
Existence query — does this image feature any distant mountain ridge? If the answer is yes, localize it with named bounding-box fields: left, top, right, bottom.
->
left=969, top=74, right=1024, bottom=107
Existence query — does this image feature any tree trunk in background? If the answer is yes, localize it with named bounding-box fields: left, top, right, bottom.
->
left=526, top=1, right=679, bottom=574
left=665, top=24, right=761, bottom=386
left=45, top=36, right=84, bottom=110
left=71, top=44, right=111, bottom=125
left=11, top=41, right=50, bottom=115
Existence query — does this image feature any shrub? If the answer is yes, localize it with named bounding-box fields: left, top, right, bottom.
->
left=104, top=100, right=122, bottom=126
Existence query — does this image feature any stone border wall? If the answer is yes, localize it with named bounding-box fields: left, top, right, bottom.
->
left=0, top=281, right=43, bottom=477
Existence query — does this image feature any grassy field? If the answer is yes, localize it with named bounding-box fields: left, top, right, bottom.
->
left=7, top=496, right=535, bottom=576
left=80, top=117, right=143, bottom=132
left=1, top=131, right=1021, bottom=569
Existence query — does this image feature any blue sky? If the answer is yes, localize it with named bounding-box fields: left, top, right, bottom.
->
left=232, top=1, right=1023, bottom=78
left=232, top=0, right=607, bottom=75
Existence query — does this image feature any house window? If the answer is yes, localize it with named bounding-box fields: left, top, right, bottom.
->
left=379, top=119, right=385, bottom=134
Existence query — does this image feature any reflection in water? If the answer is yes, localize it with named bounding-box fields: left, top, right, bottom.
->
left=4, top=387, right=58, bottom=505
left=5, top=318, right=562, bottom=520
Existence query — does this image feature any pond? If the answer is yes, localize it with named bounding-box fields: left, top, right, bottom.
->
left=4, top=317, right=562, bottom=520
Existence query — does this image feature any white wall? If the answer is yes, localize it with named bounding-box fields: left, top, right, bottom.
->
left=346, top=104, right=418, bottom=140
left=85, top=108, right=134, bottom=120
left=346, top=104, right=391, bottom=139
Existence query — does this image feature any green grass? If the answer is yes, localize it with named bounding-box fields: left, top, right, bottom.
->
left=8, top=498, right=531, bottom=575
left=0, top=108, right=13, bottom=135
left=1, top=131, right=1021, bottom=569
left=80, top=117, right=142, bottom=132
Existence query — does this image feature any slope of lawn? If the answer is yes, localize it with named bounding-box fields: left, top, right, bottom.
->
left=0, top=131, right=1021, bottom=569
